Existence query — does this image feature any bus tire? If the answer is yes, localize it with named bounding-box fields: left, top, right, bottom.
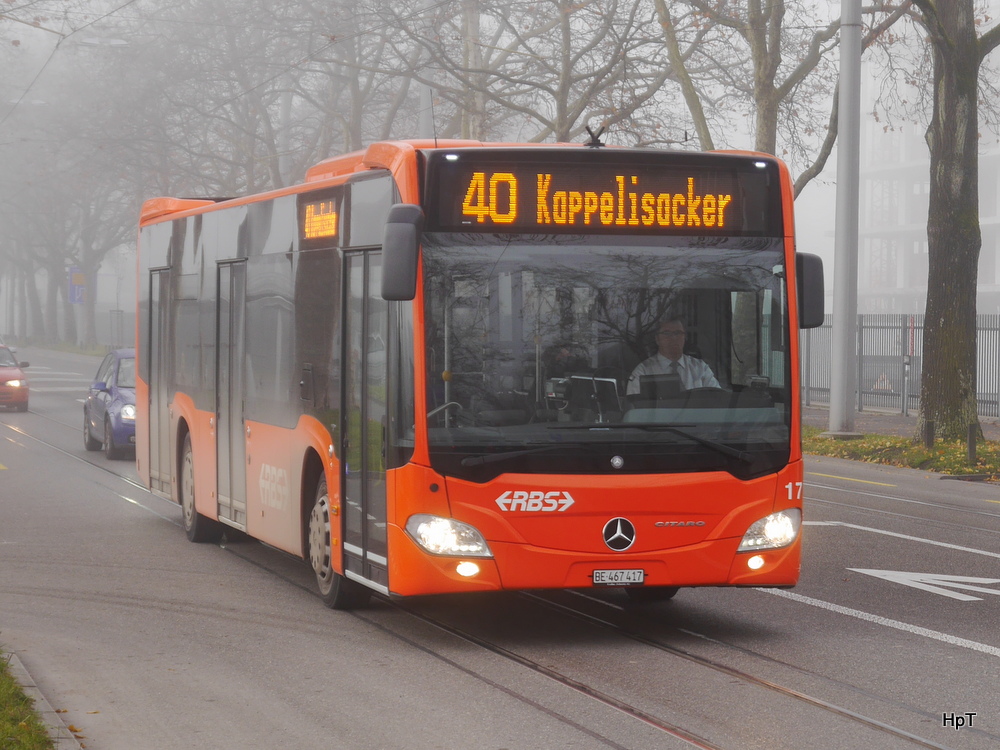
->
left=180, top=432, right=222, bottom=543
left=309, top=476, right=372, bottom=610
left=625, top=586, right=679, bottom=604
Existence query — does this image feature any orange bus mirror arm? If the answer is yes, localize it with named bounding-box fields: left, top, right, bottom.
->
left=382, top=203, right=424, bottom=301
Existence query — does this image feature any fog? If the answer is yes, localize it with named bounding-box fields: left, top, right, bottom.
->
left=1, top=1, right=998, bottom=344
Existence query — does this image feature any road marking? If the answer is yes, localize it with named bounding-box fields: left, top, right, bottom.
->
left=805, top=520, right=1000, bottom=559
left=21, top=368, right=88, bottom=375
left=116, top=493, right=181, bottom=525
left=808, top=483, right=1000, bottom=518
left=760, top=589, right=1000, bottom=658
left=807, top=471, right=896, bottom=487
left=847, top=569, right=1000, bottom=601
left=29, top=387, right=93, bottom=393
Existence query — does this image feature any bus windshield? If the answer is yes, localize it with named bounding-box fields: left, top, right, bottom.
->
left=422, top=233, right=791, bottom=482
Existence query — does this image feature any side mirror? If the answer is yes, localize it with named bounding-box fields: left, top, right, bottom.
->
left=381, top=203, right=424, bottom=301
left=92, top=381, right=108, bottom=393
left=796, top=253, right=825, bottom=329
left=19, top=361, right=29, bottom=368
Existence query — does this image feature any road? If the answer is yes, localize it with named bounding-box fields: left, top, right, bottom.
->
left=2, top=346, right=999, bottom=749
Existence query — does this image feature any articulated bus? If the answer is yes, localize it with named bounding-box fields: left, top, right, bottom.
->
left=136, top=139, right=824, bottom=609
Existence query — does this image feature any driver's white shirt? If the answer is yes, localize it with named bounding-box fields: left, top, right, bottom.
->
left=626, top=353, right=720, bottom=395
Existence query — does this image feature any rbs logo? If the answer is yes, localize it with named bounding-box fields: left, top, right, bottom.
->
left=259, top=464, right=289, bottom=510
left=495, top=490, right=575, bottom=512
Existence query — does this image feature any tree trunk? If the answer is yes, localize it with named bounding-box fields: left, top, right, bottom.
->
left=44, top=264, right=61, bottom=344
left=60, top=278, right=78, bottom=347
left=917, top=2, right=982, bottom=441
left=25, top=267, right=45, bottom=343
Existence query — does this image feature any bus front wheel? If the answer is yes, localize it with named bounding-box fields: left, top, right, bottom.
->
left=309, top=477, right=372, bottom=610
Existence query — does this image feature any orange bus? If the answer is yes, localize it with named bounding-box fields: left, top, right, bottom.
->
left=136, top=139, right=824, bottom=609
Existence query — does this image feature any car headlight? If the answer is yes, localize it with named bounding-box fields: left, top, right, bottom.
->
left=405, top=514, right=493, bottom=557
left=3, top=380, right=25, bottom=388
left=738, top=509, right=801, bottom=552
left=121, top=404, right=136, bottom=421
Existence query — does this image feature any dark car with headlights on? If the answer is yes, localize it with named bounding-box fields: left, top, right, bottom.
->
left=0, top=346, right=29, bottom=411
left=84, top=348, right=136, bottom=459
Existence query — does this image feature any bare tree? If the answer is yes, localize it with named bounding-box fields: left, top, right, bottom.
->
left=376, top=0, right=682, bottom=143
left=908, top=0, right=1000, bottom=440
left=653, top=1, right=912, bottom=194
left=295, top=0, right=427, bottom=151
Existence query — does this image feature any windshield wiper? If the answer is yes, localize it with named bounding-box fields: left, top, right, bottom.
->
left=551, top=423, right=753, bottom=465
left=460, top=445, right=561, bottom=467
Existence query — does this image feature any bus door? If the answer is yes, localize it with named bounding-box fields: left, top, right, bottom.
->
left=148, top=269, right=171, bottom=495
left=216, top=260, right=247, bottom=528
left=342, top=251, right=388, bottom=589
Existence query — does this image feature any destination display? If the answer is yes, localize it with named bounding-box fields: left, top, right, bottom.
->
left=425, top=150, right=783, bottom=236
left=298, top=187, right=344, bottom=249
left=302, top=199, right=339, bottom=240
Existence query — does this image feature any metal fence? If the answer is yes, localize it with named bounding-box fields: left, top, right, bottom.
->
left=801, top=314, right=1000, bottom=418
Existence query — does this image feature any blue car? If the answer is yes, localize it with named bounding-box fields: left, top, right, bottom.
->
left=84, top=348, right=136, bottom=459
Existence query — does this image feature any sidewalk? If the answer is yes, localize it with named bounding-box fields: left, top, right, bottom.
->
left=803, top=404, right=1000, bottom=442
left=6, top=654, right=82, bottom=750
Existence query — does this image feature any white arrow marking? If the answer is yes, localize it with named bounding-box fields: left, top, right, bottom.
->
left=848, top=569, right=1000, bottom=601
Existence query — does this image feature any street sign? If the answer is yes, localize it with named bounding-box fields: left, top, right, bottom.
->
left=68, top=266, right=87, bottom=305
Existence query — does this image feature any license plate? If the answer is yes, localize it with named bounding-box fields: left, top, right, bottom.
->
left=592, top=569, right=644, bottom=586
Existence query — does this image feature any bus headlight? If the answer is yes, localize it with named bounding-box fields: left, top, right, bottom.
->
left=405, top=515, right=493, bottom=557
left=737, top=509, right=801, bottom=552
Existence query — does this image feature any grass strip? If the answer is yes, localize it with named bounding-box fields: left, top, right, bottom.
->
left=803, top=425, right=1000, bottom=479
left=0, top=653, right=54, bottom=750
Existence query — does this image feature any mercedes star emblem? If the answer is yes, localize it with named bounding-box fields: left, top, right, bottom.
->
left=603, top=517, right=636, bottom=551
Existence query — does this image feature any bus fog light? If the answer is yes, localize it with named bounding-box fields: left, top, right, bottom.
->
left=747, top=555, right=765, bottom=570
left=406, top=515, right=493, bottom=557
left=738, top=509, right=801, bottom=552
left=456, top=561, right=480, bottom=577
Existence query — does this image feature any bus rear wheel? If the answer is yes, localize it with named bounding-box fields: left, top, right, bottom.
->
left=180, top=433, right=222, bottom=543
left=309, top=477, right=371, bottom=610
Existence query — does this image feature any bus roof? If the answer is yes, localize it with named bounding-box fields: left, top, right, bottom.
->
left=139, top=140, right=788, bottom=227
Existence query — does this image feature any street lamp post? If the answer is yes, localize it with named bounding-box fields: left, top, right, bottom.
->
left=827, top=0, right=862, bottom=438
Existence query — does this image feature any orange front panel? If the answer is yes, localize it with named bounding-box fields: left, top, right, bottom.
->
left=385, top=514, right=800, bottom=594
left=387, top=524, right=503, bottom=597
left=385, top=461, right=804, bottom=596
left=446, top=470, right=780, bottom=554
left=493, top=535, right=799, bottom=589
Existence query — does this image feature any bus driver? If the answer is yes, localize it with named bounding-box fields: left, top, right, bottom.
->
left=626, top=318, right=719, bottom=395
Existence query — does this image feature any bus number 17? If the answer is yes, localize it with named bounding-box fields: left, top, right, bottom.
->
left=785, top=481, right=803, bottom=500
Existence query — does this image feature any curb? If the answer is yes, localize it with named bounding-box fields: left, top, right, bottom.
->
left=7, top=653, right=83, bottom=750
left=939, top=474, right=993, bottom=482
